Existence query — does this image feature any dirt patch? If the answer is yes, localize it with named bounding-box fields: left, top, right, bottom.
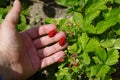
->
left=29, top=0, right=67, bottom=27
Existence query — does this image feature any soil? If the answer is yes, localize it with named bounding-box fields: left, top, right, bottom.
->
left=28, top=0, right=67, bottom=27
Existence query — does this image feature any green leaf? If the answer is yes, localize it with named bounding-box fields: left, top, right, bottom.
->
left=103, top=8, right=120, bottom=21
left=96, top=19, right=118, bottom=34
left=73, top=12, right=83, bottom=27
left=85, top=0, right=89, bottom=5
left=112, top=23, right=120, bottom=35
left=58, top=62, right=67, bottom=70
left=82, top=52, right=91, bottom=65
left=100, top=40, right=113, bottom=48
left=45, top=18, right=55, bottom=24
left=56, top=0, right=78, bottom=7
left=57, top=68, right=71, bottom=80
left=101, top=38, right=120, bottom=49
left=95, top=47, right=107, bottom=63
left=85, top=0, right=107, bottom=15
left=21, top=3, right=30, bottom=16
left=85, top=38, right=100, bottom=52
left=115, top=0, right=120, bottom=4
left=97, top=65, right=110, bottom=77
left=105, top=49, right=119, bottom=65
left=92, top=56, right=103, bottom=64
left=58, top=18, right=68, bottom=29
left=97, top=8, right=120, bottom=34
left=84, top=24, right=96, bottom=34
left=0, top=6, right=11, bottom=14
left=108, top=0, right=114, bottom=3
left=90, top=65, right=101, bottom=77
left=86, top=65, right=96, bottom=78
left=84, top=10, right=100, bottom=26
left=113, top=26, right=120, bottom=35
left=17, top=24, right=29, bottom=32
left=89, top=65, right=98, bottom=78
left=113, top=38, right=120, bottom=49
left=0, top=14, right=3, bottom=24
left=63, top=74, right=72, bottom=80
left=86, top=65, right=110, bottom=78
left=69, top=43, right=81, bottom=54
left=102, top=75, right=112, bottom=80
left=78, top=33, right=89, bottom=51
left=20, top=15, right=26, bottom=24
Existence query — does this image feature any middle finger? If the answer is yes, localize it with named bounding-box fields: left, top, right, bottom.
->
left=33, top=32, right=65, bottom=49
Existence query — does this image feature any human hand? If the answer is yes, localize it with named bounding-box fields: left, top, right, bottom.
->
left=0, top=0, right=67, bottom=80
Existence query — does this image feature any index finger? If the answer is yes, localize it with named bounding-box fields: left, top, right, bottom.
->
left=25, top=24, right=56, bottom=39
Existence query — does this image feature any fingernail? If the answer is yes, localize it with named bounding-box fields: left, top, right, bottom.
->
left=13, top=0, right=20, bottom=6
left=13, top=0, right=16, bottom=5
left=48, top=29, right=57, bottom=37
left=59, top=36, right=66, bottom=46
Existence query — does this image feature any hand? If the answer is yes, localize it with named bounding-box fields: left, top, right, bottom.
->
left=0, top=0, right=67, bottom=80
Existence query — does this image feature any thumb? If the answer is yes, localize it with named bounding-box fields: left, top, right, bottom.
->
left=1, top=0, right=21, bottom=29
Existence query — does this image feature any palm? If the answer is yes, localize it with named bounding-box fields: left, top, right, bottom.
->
left=19, top=24, right=67, bottom=72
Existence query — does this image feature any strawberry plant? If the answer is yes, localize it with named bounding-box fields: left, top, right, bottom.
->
left=45, top=0, right=120, bottom=80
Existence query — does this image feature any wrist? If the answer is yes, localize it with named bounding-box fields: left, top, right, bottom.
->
left=0, top=52, right=12, bottom=80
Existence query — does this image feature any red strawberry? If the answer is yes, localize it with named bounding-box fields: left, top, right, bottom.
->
left=59, top=37, right=66, bottom=46
left=57, top=58, right=64, bottom=63
left=48, top=29, right=57, bottom=37
left=73, top=62, right=78, bottom=67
